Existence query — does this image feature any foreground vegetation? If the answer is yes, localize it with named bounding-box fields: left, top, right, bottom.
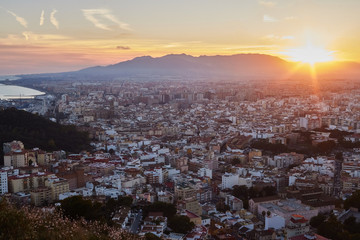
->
left=0, top=199, right=140, bottom=240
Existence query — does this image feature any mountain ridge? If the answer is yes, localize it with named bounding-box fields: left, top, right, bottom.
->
left=16, top=53, right=360, bottom=81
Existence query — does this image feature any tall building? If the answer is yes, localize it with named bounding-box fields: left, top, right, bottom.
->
left=0, top=171, right=8, bottom=195
left=45, top=177, right=70, bottom=201
left=30, top=187, right=52, bottom=206
left=221, top=173, right=240, bottom=190
left=4, top=150, right=29, bottom=168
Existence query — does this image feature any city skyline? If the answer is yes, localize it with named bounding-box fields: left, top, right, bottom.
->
left=1, top=0, right=360, bottom=74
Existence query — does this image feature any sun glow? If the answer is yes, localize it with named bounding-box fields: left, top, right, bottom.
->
left=284, top=43, right=335, bottom=65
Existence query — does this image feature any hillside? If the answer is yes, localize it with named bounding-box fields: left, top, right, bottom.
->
left=0, top=108, right=91, bottom=162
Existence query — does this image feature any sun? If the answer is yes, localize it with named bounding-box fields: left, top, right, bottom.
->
left=284, top=43, right=335, bottom=65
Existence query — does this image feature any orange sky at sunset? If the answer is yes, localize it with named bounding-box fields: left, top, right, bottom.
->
left=1, top=0, right=360, bottom=74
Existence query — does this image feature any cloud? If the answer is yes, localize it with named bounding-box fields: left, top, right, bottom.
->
left=50, top=9, right=59, bottom=29
left=7, top=10, right=28, bottom=28
left=116, top=46, right=130, bottom=50
left=40, top=10, right=45, bottom=26
left=285, top=16, right=297, bottom=21
left=21, top=31, right=70, bottom=41
left=82, top=9, right=131, bottom=31
left=0, top=44, right=45, bottom=50
left=264, top=34, right=295, bottom=40
left=23, top=32, right=30, bottom=40
left=259, top=1, right=277, bottom=7
left=263, top=14, right=278, bottom=23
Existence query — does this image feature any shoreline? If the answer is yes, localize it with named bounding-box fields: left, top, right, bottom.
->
left=0, top=83, right=46, bottom=101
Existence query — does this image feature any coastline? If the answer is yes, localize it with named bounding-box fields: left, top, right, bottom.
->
left=0, top=83, right=46, bottom=100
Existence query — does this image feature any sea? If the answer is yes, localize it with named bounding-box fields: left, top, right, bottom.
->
left=0, top=83, right=45, bottom=100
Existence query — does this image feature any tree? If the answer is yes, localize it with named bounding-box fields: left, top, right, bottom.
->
left=143, top=202, right=177, bottom=219
left=316, top=140, right=336, bottom=155
left=344, top=190, right=360, bottom=210
left=60, top=196, right=104, bottom=221
left=310, top=214, right=326, bottom=228
left=262, top=186, right=276, bottom=197
left=336, top=152, right=344, bottom=161
left=317, top=215, right=345, bottom=240
left=0, top=199, right=34, bottom=239
left=232, top=185, right=249, bottom=199
left=343, top=216, right=360, bottom=234
left=231, top=157, right=241, bottom=165
left=216, top=200, right=230, bottom=213
left=0, top=198, right=140, bottom=240
left=144, top=233, right=161, bottom=240
left=168, top=215, right=195, bottom=234
left=105, top=196, right=133, bottom=221
left=0, top=108, right=92, bottom=157
left=108, top=148, right=115, bottom=155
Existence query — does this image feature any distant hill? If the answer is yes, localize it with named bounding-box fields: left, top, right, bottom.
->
left=0, top=108, right=91, bottom=163
left=77, top=53, right=291, bottom=79
left=16, top=53, right=360, bottom=82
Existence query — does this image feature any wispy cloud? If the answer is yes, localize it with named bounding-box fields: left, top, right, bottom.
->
left=21, top=31, right=70, bottom=41
left=40, top=10, right=45, bottom=26
left=264, top=34, right=295, bottom=40
left=50, top=9, right=59, bottom=29
left=82, top=9, right=131, bottom=31
left=259, top=1, right=277, bottom=7
left=263, top=14, right=278, bottom=23
left=22, top=32, right=30, bottom=40
left=285, top=16, right=297, bottom=21
left=7, top=10, right=28, bottom=28
left=116, top=46, right=131, bottom=50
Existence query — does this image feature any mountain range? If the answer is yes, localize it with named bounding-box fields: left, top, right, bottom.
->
left=17, top=53, right=360, bottom=81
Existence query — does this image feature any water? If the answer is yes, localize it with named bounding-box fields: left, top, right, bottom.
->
left=0, top=75, right=20, bottom=81
left=0, top=84, right=45, bottom=100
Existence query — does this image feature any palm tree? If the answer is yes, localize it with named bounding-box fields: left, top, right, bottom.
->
left=262, top=211, right=266, bottom=219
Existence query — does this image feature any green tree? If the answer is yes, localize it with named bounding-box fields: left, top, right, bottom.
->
left=317, top=215, right=345, bottom=240
left=336, top=152, right=344, bottom=161
left=316, top=140, right=336, bottom=155
left=343, top=216, right=360, bottom=234
left=144, top=233, right=161, bottom=240
left=143, top=202, right=177, bottom=219
left=344, top=190, right=360, bottom=210
left=231, top=157, right=241, bottom=165
left=60, top=196, right=104, bottom=221
left=216, top=200, right=230, bottom=213
left=310, top=213, right=326, bottom=228
left=168, top=215, right=195, bottom=234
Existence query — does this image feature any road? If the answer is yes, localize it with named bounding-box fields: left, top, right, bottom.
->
left=130, top=211, right=142, bottom=234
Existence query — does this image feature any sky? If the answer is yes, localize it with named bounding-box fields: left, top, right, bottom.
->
left=1, top=0, right=360, bottom=74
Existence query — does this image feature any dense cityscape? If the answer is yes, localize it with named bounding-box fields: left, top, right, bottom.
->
left=2, top=0, right=360, bottom=239
left=1, top=77, right=360, bottom=240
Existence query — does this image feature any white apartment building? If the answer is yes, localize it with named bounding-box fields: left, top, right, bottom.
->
left=0, top=171, right=8, bottom=195
left=221, top=173, right=239, bottom=189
